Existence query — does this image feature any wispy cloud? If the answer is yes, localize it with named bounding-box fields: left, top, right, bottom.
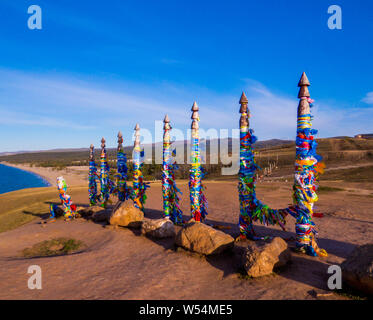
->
left=0, top=109, right=95, bottom=130
left=0, top=68, right=372, bottom=152
left=362, top=92, right=373, bottom=104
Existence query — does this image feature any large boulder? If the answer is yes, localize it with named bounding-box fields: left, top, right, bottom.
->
left=341, top=244, right=373, bottom=295
left=141, top=218, right=176, bottom=239
left=109, top=201, right=144, bottom=228
left=242, top=237, right=291, bottom=277
left=176, top=221, right=234, bottom=255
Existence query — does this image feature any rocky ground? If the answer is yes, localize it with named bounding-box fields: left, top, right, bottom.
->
left=0, top=180, right=372, bottom=300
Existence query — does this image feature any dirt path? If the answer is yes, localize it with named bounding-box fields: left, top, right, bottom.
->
left=0, top=181, right=372, bottom=300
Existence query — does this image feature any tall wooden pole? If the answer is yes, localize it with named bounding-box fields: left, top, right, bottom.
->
left=293, top=72, right=327, bottom=257
left=162, top=115, right=183, bottom=224
left=189, top=102, right=207, bottom=221
left=88, top=144, right=98, bottom=206
left=116, top=131, right=129, bottom=201
left=132, top=124, right=149, bottom=210
left=238, top=92, right=287, bottom=239
left=100, top=137, right=110, bottom=208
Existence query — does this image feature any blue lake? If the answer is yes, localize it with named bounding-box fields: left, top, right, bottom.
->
left=0, top=164, right=51, bottom=195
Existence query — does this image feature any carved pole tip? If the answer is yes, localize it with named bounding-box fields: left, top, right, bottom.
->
left=101, top=138, right=106, bottom=148
left=298, top=72, right=310, bottom=87
left=164, top=114, right=170, bottom=123
left=239, top=92, right=248, bottom=104
left=191, top=101, right=199, bottom=111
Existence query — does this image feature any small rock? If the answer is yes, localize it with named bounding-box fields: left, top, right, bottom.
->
left=242, top=237, right=291, bottom=278
left=141, top=218, right=175, bottom=239
left=176, top=221, right=234, bottom=255
left=109, top=201, right=144, bottom=228
left=341, top=243, right=373, bottom=296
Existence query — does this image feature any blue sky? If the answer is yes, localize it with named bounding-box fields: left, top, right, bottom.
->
left=0, top=0, right=372, bottom=152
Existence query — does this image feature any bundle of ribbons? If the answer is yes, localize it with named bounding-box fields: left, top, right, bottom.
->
left=115, top=134, right=132, bottom=202
left=238, top=107, right=287, bottom=240
left=162, top=116, right=183, bottom=225
left=88, top=160, right=99, bottom=205
left=132, top=129, right=150, bottom=210
left=88, top=145, right=99, bottom=206
left=289, top=97, right=327, bottom=257
left=54, top=176, right=77, bottom=220
left=189, top=103, right=208, bottom=222
left=99, top=139, right=115, bottom=208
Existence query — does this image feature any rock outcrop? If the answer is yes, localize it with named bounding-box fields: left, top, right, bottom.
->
left=242, top=237, right=291, bottom=277
left=176, top=221, right=234, bottom=255
left=341, top=244, right=373, bottom=295
left=109, top=201, right=144, bottom=228
left=141, top=218, right=176, bottom=239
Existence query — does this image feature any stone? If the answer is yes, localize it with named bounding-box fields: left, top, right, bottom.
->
left=78, top=206, right=103, bottom=218
left=91, top=209, right=111, bottom=222
left=109, top=201, right=144, bottom=228
left=175, top=221, right=234, bottom=255
left=341, top=244, right=373, bottom=296
left=242, top=237, right=291, bottom=277
left=141, top=218, right=176, bottom=239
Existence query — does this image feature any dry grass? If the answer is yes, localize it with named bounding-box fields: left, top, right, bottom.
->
left=0, top=186, right=86, bottom=233
left=22, top=238, right=84, bottom=258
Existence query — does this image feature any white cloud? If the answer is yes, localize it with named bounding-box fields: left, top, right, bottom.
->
left=0, top=68, right=372, bottom=152
left=362, top=92, right=373, bottom=104
left=0, top=109, right=95, bottom=130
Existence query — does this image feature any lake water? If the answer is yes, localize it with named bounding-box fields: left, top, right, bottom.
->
left=0, top=164, right=51, bottom=195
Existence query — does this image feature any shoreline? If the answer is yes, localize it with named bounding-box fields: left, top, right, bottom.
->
left=0, top=162, right=52, bottom=187
left=0, top=162, right=87, bottom=187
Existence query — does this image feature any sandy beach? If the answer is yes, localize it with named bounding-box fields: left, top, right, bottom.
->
left=1, top=162, right=87, bottom=187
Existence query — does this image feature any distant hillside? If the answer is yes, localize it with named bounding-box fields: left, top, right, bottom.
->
left=0, top=138, right=292, bottom=166
left=1, top=137, right=372, bottom=181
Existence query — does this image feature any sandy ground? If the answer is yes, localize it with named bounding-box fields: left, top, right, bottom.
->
left=0, top=180, right=372, bottom=300
left=1, top=162, right=87, bottom=186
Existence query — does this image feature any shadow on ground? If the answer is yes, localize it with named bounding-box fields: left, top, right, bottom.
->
left=21, top=200, right=359, bottom=292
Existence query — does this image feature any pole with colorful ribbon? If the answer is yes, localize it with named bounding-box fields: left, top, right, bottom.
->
left=132, top=124, right=149, bottom=210
left=116, top=131, right=131, bottom=201
left=292, top=72, right=327, bottom=257
left=162, top=115, right=183, bottom=224
left=189, top=102, right=208, bottom=222
left=100, top=137, right=111, bottom=208
left=88, top=144, right=99, bottom=206
left=238, top=93, right=287, bottom=240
